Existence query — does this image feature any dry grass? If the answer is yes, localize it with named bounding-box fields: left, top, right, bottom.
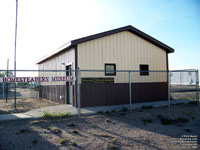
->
left=0, top=98, right=57, bottom=114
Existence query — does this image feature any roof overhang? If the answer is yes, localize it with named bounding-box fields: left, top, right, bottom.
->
left=36, top=41, right=72, bottom=64
left=71, top=25, right=174, bottom=53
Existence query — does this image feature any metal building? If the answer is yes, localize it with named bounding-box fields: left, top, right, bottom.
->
left=36, top=25, right=174, bottom=107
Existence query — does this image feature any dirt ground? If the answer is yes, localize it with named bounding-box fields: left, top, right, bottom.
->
left=171, top=92, right=197, bottom=100
left=0, top=98, right=57, bottom=114
left=0, top=104, right=199, bottom=150
left=170, top=85, right=198, bottom=100
left=0, top=87, right=57, bottom=114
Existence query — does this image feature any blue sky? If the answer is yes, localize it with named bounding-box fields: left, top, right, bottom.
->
left=0, top=0, right=199, bottom=70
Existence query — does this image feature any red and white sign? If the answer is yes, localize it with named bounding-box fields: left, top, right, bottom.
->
left=0, top=76, right=76, bottom=83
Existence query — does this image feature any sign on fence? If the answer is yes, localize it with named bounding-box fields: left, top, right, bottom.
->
left=82, top=77, right=114, bottom=84
left=0, top=76, right=76, bottom=83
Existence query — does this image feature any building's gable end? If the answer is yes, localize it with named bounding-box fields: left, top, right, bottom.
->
left=77, top=30, right=167, bottom=83
left=73, top=25, right=174, bottom=53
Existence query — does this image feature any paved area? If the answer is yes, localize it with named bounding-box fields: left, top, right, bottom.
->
left=0, top=100, right=191, bottom=121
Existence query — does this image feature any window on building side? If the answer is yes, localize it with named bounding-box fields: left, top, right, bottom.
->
left=105, top=64, right=116, bottom=76
left=140, top=64, right=149, bottom=76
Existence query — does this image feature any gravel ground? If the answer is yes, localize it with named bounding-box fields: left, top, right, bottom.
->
left=0, top=98, right=57, bottom=114
left=0, top=104, right=199, bottom=150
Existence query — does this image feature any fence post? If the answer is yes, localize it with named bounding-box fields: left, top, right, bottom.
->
left=6, top=59, right=9, bottom=103
left=2, top=83, right=4, bottom=99
left=167, top=71, right=171, bottom=108
left=69, top=68, right=72, bottom=105
left=77, top=68, right=81, bottom=117
left=196, top=69, right=199, bottom=103
left=129, top=71, right=132, bottom=112
left=14, top=82, right=16, bottom=110
left=6, top=77, right=8, bottom=102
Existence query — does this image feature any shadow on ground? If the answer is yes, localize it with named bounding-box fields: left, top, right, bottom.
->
left=1, top=104, right=199, bottom=150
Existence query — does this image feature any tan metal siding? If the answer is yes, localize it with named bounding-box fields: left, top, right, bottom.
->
left=77, top=31, right=167, bottom=83
left=38, top=47, right=75, bottom=85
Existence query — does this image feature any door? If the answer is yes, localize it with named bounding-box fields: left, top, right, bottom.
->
left=66, top=65, right=73, bottom=105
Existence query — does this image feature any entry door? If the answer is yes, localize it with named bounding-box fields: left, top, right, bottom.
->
left=66, top=65, right=72, bottom=105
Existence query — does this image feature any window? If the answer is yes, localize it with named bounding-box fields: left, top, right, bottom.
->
left=140, top=64, right=149, bottom=76
left=105, top=64, right=116, bottom=76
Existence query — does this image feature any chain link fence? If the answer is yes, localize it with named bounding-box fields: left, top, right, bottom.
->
left=170, top=70, right=199, bottom=101
left=0, top=70, right=74, bottom=115
left=0, top=69, right=199, bottom=116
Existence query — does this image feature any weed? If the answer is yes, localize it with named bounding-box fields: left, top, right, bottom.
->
left=93, top=132, right=97, bottom=136
left=72, top=142, right=77, bottom=146
left=184, top=129, right=192, bottom=132
left=89, top=124, right=95, bottom=127
left=72, top=129, right=79, bottom=134
left=177, top=118, right=189, bottom=123
left=105, top=143, right=119, bottom=150
left=32, top=139, right=38, bottom=144
left=59, top=112, right=72, bottom=118
left=138, top=109, right=143, bottom=112
left=30, top=121, right=40, bottom=125
left=157, top=115, right=189, bottom=125
left=105, top=111, right=110, bottom=114
left=188, top=101, right=198, bottom=105
left=112, top=138, right=117, bottom=144
left=191, top=117, right=196, bottom=120
left=157, top=115, right=175, bottom=125
left=175, top=103, right=184, bottom=105
left=67, top=123, right=76, bottom=127
left=121, top=107, right=128, bottom=112
left=93, top=133, right=112, bottom=138
left=176, top=124, right=184, bottom=127
left=97, top=110, right=104, bottom=114
left=42, top=111, right=71, bottom=119
left=142, top=118, right=152, bottom=125
left=101, top=134, right=113, bottom=138
left=120, top=113, right=126, bottom=116
left=20, top=129, right=29, bottom=133
left=185, top=112, right=192, bottom=116
left=141, top=105, right=153, bottom=109
left=105, top=119, right=111, bottom=122
left=143, top=119, right=152, bottom=123
left=111, top=109, right=116, bottom=113
left=59, top=138, right=67, bottom=145
left=53, top=128, right=62, bottom=134
left=42, top=111, right=53, bottom=119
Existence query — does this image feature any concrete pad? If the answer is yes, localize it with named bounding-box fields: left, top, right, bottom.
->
left=80, top=99, right=191, bottom=113
left=0, top=113, right=31, bottom=121
left=0, top=99, right=191, bottom=121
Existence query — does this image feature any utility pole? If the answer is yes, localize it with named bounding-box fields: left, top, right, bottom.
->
left=14, top=0, right=18, bottom=109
